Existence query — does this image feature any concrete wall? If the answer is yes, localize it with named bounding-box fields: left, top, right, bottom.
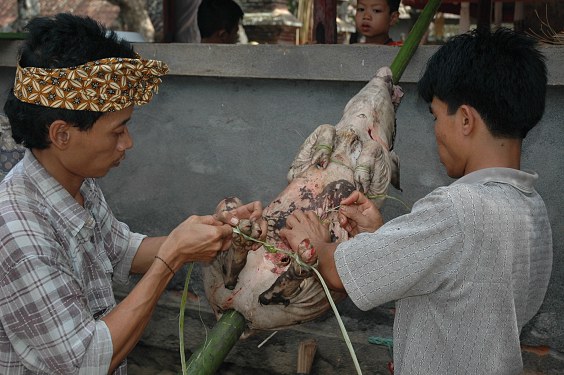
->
left=1, top=41, right=563, bottom=371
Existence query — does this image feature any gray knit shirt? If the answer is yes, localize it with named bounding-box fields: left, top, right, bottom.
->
left=335, top=168, right=553, bottom=374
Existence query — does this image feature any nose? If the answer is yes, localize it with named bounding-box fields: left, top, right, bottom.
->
left=118, top=127, right=133, bottom=151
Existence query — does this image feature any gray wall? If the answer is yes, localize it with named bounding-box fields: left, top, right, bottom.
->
left=1, top=42, right=563, bottom=353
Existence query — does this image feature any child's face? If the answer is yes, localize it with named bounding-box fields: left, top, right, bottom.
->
left=355, top=0, right=397, bottom=43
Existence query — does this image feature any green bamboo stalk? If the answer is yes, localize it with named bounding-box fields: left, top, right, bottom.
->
left=0, top=32, right=27, bottom=40
left=390, top=0, right=443, bottom=84
left=184, top=310, right=246, bottom=374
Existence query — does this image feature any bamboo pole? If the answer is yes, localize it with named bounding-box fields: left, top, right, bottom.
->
left=390, top=0, right=443, bottom=84
left=183, top=2, right=444, bottom=373
left=184, top=310, right=246, bottom=374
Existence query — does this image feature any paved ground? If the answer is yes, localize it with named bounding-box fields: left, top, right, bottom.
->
left=117, top=284, right=564, bottom=375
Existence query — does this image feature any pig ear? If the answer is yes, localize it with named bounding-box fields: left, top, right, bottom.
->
left=391, top=84, right=404, bottom=111
left=389, top=151, right=401, bottom=191
left=376, top=66, right=393, bottom=81
left=375, top=67, right=403, bottom=110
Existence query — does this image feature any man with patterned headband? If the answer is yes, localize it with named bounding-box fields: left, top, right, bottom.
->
left=0, top=13, right=266, bottom=374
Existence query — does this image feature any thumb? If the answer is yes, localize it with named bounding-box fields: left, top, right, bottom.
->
left=199, top=215, right=225, bottom=226
left=340, top=205, right=362, bottom=221
left=218, top=223, right=235, bottom=238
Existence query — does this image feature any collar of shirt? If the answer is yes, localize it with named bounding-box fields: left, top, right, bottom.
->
left=22, top=150, right=99, bottom=237
left=452, top=167, right=538, bottom=194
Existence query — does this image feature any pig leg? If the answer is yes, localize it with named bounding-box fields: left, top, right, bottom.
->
left=287, top=124, right=335, bottom=182
left=258, top=239, right=317, bottom=306
left=214, top=197, right=263, bottom=289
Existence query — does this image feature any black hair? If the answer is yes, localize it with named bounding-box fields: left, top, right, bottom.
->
left=418, top=27, right=547, bottom=139
left=197, top=0, right=244, bottom=38
left=3, top=13, right=137, bottom=149
left=388, top=0, right=401, bottom=13
left=356, top=0, right=401, bottom=13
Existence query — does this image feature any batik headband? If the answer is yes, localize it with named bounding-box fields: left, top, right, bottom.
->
left=13, top=56, right=169, bottom=112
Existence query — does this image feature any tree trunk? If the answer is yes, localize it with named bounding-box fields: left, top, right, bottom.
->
left=9, top=0, right=41, bottom=32
left=108, top=0, right=155, bottom=42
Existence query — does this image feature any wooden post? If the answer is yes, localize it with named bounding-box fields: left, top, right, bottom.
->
left=459, top=1, right=471, bottom=34
left=513, top=1, right=525, bottom=33
left=313, top=0, right=337, bottom=44
left=494, top=1, right=503, bottom=29
left=162, top=0, right=175, bottom=42
left=477, top=0, right=492, bottom=31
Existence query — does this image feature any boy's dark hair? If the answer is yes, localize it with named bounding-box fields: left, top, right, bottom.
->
left=388, top=0, right=401, bottom=13
left=418, top=27, right=547, bottom=139
left=3, top=13, right=136, bottom=149
left=197, top=0, right=244, bottom=38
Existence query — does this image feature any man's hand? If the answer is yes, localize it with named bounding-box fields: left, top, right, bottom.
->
left=338, top=190, right=383, bottom=236
left=280, top=210, right=345, bottom=291
left=214, top=199, right=267, bottom=250
left=160, top=215, right=234, bottom=267
left=280, top=210, right=331, bottom=252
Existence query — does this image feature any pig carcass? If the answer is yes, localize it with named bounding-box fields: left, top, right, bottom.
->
left=203, top=66, right=403, bottom=331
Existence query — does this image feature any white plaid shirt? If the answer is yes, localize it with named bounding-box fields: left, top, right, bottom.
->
left=0, top=150, right=144, bottom=374
left=336, top=168, right=553, bottom=374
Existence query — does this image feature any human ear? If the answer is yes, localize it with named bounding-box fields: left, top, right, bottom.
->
left=49, top=120, right=72, bottom=149
left=218, top=29, right=233, bottom=43
left=390, top=11, right=400, bottom=26
left=458, top=105, right=475, bottom=136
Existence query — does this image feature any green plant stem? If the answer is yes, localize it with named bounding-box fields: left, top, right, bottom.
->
left=325, top=194, right=411, bottom=214
left=179, top=262, right=195, bottom=375
left=232, top=227, right=362, bottom=375
left=390, top=0, right=443, bottom=84
left=366, top=194, right=411, bottom=211
left=311, top=266, right=362, bottom=374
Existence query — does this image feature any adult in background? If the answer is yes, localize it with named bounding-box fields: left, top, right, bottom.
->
left=198, top=0, right=245, bottom=44
left=0, top=13, right=266, bottom=374
left=281, top=27, right=552, bottom=374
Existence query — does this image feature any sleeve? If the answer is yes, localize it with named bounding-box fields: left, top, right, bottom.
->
left=334, top=187, right=465, bottom=311
left=110, top=226, right=145, bottom=285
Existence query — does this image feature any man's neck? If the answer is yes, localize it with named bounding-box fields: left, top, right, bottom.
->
left=32, top=148, right=85, bottom=205
left=464, top=138, right=522, bottom=175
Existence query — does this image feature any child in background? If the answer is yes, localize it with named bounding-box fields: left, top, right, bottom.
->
left=198, top=0, right=244, bottom=44
left=352, top=0, right=401, bottom=45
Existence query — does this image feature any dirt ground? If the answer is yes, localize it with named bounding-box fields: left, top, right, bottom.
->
left=120, top=286, right=564, bottom=375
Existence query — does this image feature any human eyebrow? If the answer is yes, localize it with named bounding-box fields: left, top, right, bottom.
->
left=116, top=117, right=131, bottom=128
left=110, top=118, right=130, bottom=132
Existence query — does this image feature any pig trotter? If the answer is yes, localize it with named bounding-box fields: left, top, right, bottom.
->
left=215, top=197, right=263, bottom=289
left=258, top=240, right=317, bottom=306
left=287, top=124, right=336, bottom=182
